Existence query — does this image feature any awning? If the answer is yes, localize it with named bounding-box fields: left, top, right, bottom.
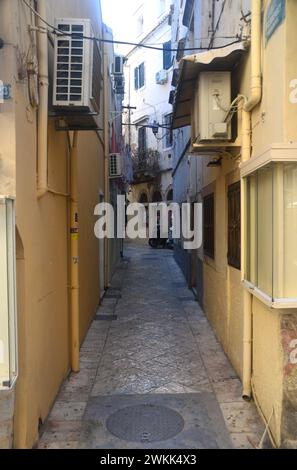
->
left=172, top=41, right=249, bottom=129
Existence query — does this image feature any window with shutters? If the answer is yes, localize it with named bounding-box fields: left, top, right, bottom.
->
left=134, top=62, right=145, bottom=90
left=163, top=113, right=173, bottom=148
left=163, top=41, right=172, bottom=70
left=203, top=193, right=215, bottom=259
left=182, top=0, right=194, bottom=27
left=228, top=182, right=241, bottom=270
left=138, top=126, right=147, bottom=155
left=176, top=38, right=186, bottom=62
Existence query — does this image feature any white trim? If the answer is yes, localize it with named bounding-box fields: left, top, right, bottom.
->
left=243, top=281, right=297, bottom=310
left=240, top=143, right=297, bottom=177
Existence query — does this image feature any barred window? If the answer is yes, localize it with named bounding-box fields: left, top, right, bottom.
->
left=203, top=193, right=215, bottom=259
left=228, top=181, right=241, bottom=270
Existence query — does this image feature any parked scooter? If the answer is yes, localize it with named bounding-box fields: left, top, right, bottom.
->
left=149, top=225, right=173, bottom=249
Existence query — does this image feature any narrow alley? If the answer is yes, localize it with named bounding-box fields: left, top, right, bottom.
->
left=38, top=243, right=264, bottom=450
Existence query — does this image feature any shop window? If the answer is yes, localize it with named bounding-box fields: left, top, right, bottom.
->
left=228, top=181, right=241, bottom=270
left=245, top=162, right=297, bottom=306
left=203, top=193, right=215, bottom=259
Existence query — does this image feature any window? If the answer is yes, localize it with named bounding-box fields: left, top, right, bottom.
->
left=163, top=113, right=173, bottom=148
left=245, top=162, right=297, bottom=305
left=203, top=193, right=215, bottom=259
left=176, top=38, right=186, bottom=62
left=228, top=181, right=241, bottom=270
left=163, top=41, right=172, bottom=70
left=134, top=62, right=145, bottom=90
left=138, top=126, right=147, bottom=154
left=0, top=198, right=18, bottom=389
left=182, top=0, right=194, bottom=27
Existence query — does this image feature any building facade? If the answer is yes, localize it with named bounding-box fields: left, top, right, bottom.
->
left=0, top=0, right=125, bottom=448
left=171, top=0, right=297, bottom=447
left=124, top=0, right=174, bottom=207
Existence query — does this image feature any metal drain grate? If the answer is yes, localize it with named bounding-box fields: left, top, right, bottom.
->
left=106, top=404, right=184, bottom=443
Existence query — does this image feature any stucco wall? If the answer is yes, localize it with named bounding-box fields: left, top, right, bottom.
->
left=169, top=0, right=297, bottom=447
left=0, top=0, right=107, bottom=448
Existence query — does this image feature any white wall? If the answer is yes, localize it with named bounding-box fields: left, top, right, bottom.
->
left=124, top=0, right=174, bottom=198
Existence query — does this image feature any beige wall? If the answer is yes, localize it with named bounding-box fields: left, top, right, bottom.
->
left=0, top=0, right=108, bottom=448
left=198, top=0, right=297, bottom=446
left=200, top=159, right=244, bottom=379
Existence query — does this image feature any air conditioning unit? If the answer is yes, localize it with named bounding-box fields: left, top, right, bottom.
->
left=156, top=70, right=168, bottom=85
left=196, top=71, right=232, bottom=142
left=112, top=55, right=124, bottom=75
left=109, top=153, right=122, bottom=178
left=53, top=18, right=101, bottom=113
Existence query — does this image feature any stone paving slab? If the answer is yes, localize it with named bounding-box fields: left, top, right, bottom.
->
left=38, top=242, right=265, bottom=450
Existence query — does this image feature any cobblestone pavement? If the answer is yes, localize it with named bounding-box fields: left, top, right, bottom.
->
left=38, top=242, right=265, bottom=449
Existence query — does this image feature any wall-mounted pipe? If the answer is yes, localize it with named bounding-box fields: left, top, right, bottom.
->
left=241, top=0, right=262, bottom=400
left=70, top=131, right=80, bottom=373
left=103, top=39, right=110, bottom=290
left=244, top=0, right=262, bottom=112
left=36, top=0, right=49, bottom=199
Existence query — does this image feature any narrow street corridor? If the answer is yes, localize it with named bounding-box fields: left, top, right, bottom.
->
left=38, top=243, right=264, bottom=449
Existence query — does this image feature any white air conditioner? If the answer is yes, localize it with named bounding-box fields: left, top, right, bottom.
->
left=109, top=153, right=122, bottom=178
left=0, top=197, right=18, bottom=390
left=113, top=55, right=124, bottom=75
left=53, top=18, right=101, bottom=113
left=156, top=70, right=168, bottom=85
left=196, top=71, right=232, bottom=142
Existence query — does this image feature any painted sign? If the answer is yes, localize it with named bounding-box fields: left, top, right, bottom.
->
left=265, top=0, right=286, bottom=44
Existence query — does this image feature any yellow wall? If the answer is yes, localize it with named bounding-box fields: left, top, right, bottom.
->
left=201, top=160, right=244, bottom=378
left=252, top=299, right=283, bottom=446
left=199, top=0, right=297, bottom=446
left=0, top=0, right=107, bottom=448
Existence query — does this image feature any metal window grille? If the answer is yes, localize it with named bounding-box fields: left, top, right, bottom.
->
left=203, top=193, right=215, bottom=259
left=228, top=181, right=241, bottom=270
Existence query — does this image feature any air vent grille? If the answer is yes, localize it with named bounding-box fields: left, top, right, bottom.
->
left=109, top=153, right=122, bottom=178
left=55, top=23, right=84, bottom=104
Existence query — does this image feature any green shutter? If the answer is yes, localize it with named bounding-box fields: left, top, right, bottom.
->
left=163, top=41, right=172, bottom=70
left=134, top=66, right=139, bottom=90
left=139, top=63, right=145, bottom=88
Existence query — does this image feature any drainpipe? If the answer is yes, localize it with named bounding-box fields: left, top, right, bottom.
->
left=70, top=131, right=80, bottom=372
left=36, top=0, right=49, bottom=199
left=103, top=39, right=110, bottom=289
left=241, top=0, right=262, bottom=400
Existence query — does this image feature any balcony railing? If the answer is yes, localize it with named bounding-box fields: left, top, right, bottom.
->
left=132, top=149, right=160, bottom=183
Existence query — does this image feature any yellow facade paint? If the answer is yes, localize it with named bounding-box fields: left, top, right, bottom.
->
left=186, top=0, right=297, bottom=446
left=0, top=0, right=111, bottom=448
left=124, top=0, right=297, bottom=447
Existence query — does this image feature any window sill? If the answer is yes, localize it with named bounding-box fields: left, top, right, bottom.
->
left=243, top=281, right=297, bottom=310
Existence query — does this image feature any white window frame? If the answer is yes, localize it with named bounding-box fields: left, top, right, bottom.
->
left=0, top=197, right=18, bottom=390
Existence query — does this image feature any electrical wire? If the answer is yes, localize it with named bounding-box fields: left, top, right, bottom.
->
left=21, top=0, right=243, bottom=53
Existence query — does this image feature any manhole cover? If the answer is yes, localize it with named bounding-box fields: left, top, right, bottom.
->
left=106, top=404, right=184, bottom=443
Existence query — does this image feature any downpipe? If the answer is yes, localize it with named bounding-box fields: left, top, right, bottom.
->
left=70, top=131, right=80, bottom=373
left=241, top=0, right=262, bottom=400
left=36, top=0, right=49, bottom=199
